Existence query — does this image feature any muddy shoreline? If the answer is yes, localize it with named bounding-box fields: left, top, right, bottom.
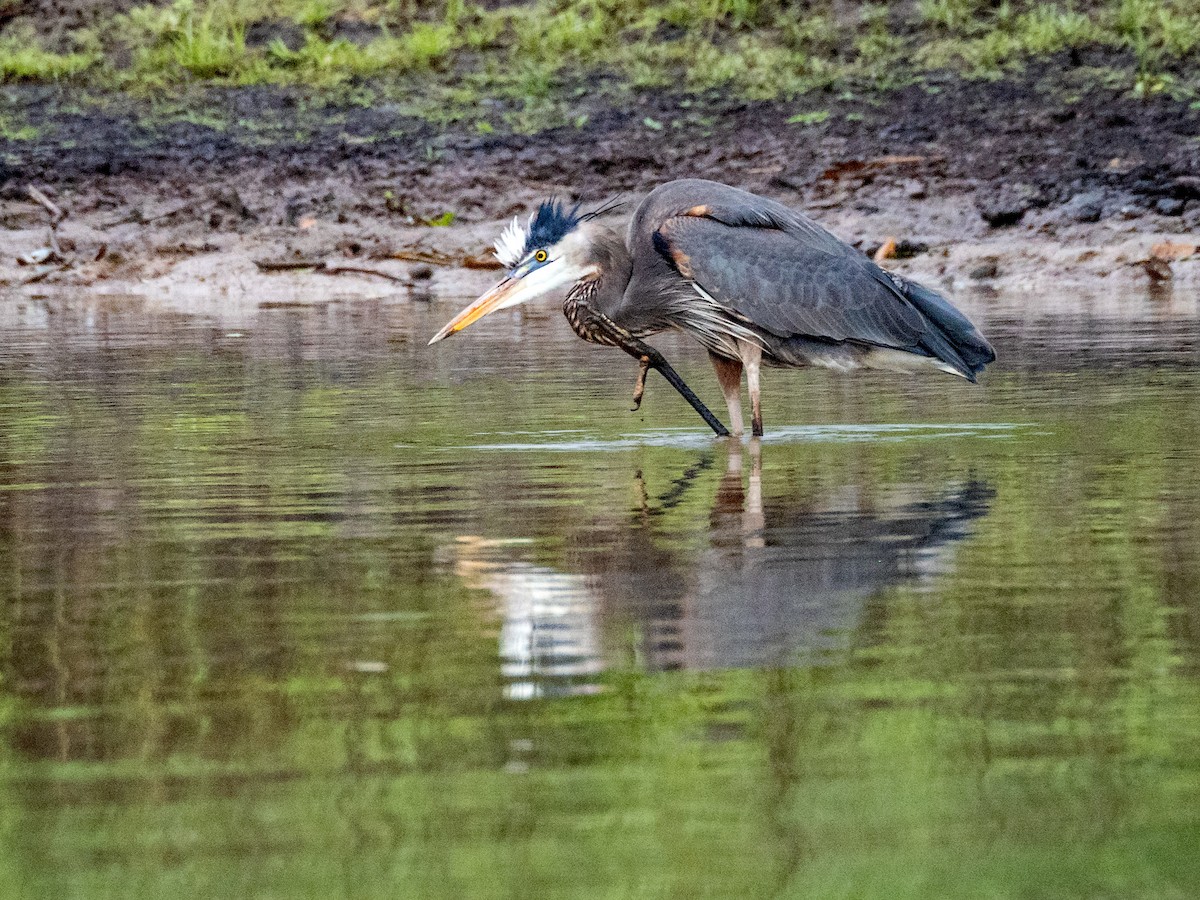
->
left=2, top=69, right=1199, bottom=309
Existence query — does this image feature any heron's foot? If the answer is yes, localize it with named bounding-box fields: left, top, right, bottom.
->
left=630, top=356, right=651, bottom=411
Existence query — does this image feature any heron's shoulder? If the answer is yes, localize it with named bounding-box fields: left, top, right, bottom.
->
left=634, top=179, right=851, bottom=258
left=637, top=179, right=759, bottom=217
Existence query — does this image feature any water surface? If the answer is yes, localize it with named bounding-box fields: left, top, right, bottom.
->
left=1, top=294, right=1198, bottom=898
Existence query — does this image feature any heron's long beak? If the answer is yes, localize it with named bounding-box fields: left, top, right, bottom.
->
left=428, top=257, right=590, bottom=346
left=427, top=276, right=520, bottom=345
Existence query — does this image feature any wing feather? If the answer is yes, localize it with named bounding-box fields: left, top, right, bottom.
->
left=656, top=212, right=930, bottom=352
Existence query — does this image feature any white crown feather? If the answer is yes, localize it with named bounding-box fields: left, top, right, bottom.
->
left=494, top=215, right=532, bottom=268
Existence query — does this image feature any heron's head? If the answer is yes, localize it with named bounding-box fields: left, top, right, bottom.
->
left=428, top=199, right=620, bottom=345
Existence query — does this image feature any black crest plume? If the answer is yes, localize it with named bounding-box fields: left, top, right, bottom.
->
left=494, top=196, right=625, bottom=268
left=523, top=199, right=583, bottom=255
left=526, top=197, right=626, bottom=254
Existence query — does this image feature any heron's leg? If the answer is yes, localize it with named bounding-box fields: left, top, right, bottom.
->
left=708, top=351, right=744, bottom=437
left=631, top=356, right=652, bottom=410
left=738, top=341, right=764, bottom=437
left=586, top=310, right=730, bottom=436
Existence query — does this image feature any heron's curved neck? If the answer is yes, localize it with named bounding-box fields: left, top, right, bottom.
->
left=574, top=225, right=632, bottom=313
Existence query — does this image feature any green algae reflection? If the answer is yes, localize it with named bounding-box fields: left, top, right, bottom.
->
left=0, top=306, right=1198, bottom=899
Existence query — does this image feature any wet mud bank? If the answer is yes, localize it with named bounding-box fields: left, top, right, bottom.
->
left=2, top=68, right=1199, bottom=309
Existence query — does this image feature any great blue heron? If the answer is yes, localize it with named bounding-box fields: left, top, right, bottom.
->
left=429, top=179, right=995, bottom=437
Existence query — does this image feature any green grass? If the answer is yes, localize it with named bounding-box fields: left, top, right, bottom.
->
left=786, top=109, right=831, bottom=125
left=264, top=24, right=454, bottom=82
left=112, top=0, right=460, bottom=85
left=932, top=0, right=1197, bottom=84
left=918, top=5, right=1102, bottom=73
left=0, top=0, right=1197, bottom=113
left=126, top=0, right=256, bottom=79
left=915, top=0, right=1199, bottom=77
left=0, top=27, right=98, bottom=80
left=0, top=110, right=40, bottom=140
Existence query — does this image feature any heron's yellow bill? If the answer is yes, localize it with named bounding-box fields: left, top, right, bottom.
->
left=427, top=277, right=518, bottom=345
left=427, top=250, right=594, bottom=346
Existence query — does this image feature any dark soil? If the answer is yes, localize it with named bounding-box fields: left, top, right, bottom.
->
left=3, top=56, right=1198, bottom=233
left=2, top=0, right=153, bottom=33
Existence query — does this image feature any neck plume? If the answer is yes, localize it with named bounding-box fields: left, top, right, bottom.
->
left=561, top=225, right=634, bottom=346
left=576, top=224, right=632, bottom=315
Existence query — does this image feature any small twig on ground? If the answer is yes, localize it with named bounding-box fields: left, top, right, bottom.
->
left=254, top=258, right=324, bottom=272
left=390, top=247, right=502, bottom=269
left=103, top=200, right=215, bottom=230
left=26, top=186, right=66, bottom=226
left=462, top=252, right=503, bottom=270
left=391, top=248, right=457, bottom=266
left=1140, top=257, right=1173, bottom=283
left=254, top=258, right=409, bottom=284
left=21, top=186, right=73, bottom=274
left=21, top=264, right=71, bottom=285
left=322, top=264, right=408, bottom=284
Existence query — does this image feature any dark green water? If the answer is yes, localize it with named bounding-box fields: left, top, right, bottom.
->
left=1, top=297, right=1198, bottom=899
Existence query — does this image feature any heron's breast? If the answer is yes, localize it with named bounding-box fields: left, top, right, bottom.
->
left=562, top=294, right=620, bottom=346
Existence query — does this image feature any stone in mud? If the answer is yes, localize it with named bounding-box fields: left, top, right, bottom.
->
left=1096, top=192, right=1135, bottom=220
left=1172, top=176, right=1200, bottom=200
left=1059, top=191, right=1105, bottom=223
left=969, top=260, right=999, bottom=280
left=212, top=188, right=255, bottom=222
left=1155, top=197, right=1185, bottom=217
left=976, top=183, right=1041, bottom=228
left=285, top=198, right=307, bottom=227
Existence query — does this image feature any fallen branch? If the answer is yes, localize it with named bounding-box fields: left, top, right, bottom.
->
left=254, top=258, right=325, bottom=271
left=20, top=186, right=74, bottom=278
left=322, top=264, right=408, bottom=284
left=463, top=252, right=503, bottom=270
left=26, top=186, right=66, bottom=225
left=390, top=247, right=503, bottom=269
left=21, top=263, right=70, bottom=285
left=1150, top=240, right=1197, bottom=262
left=390, top=248, right=458, bottom=266
left=103, top=200, right=213, bottom=230
left=254, top=258, right=408, bottom=284
left=820, top=155, right=945, bottom=183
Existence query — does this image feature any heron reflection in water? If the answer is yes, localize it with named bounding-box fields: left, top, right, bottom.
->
left=448, top=445, right=993, bottom=696
left=430, top=180, right=995, bottom=437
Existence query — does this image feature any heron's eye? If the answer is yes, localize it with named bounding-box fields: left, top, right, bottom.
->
left=534, top=249, right=548, bottom=263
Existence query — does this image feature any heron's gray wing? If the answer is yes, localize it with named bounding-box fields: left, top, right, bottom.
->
left=656, top=209, right=929, bottom=350
left=660, top=191, right=854, bottom=258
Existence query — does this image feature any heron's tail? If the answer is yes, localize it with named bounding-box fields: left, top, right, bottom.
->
left=899, top=277, right=996, bottom=382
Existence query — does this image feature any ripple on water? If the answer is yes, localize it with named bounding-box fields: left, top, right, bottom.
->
left=460, top=422, right=1038, bottom=451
